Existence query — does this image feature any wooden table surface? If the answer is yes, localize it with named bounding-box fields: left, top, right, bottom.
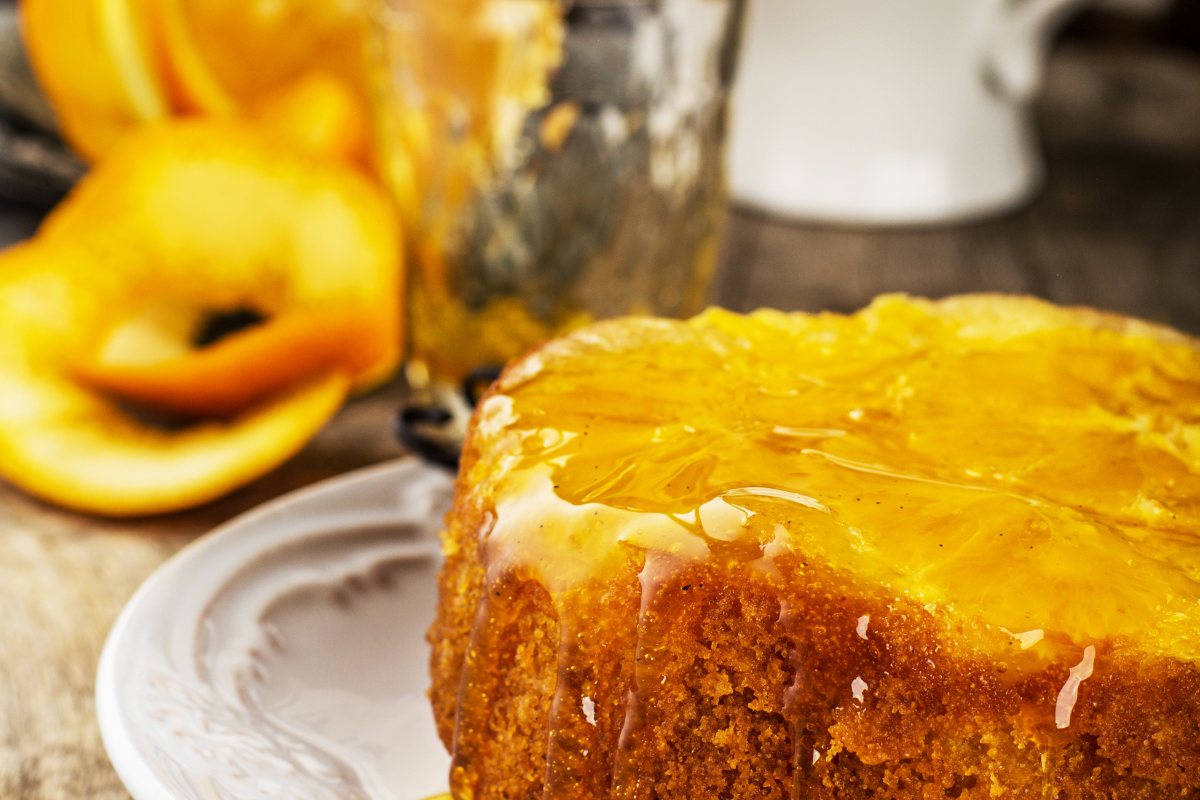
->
left=0, top=42, right=1198, bottom=800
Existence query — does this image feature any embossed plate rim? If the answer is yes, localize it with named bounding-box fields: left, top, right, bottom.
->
left=96, top=457, right=456, bottom=800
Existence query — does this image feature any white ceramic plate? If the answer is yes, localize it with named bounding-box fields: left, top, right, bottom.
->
left=97, top=458, right=458, bottom=800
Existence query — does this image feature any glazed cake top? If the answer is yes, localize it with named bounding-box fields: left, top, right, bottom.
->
left=460, top=295, right=1200, bottom=668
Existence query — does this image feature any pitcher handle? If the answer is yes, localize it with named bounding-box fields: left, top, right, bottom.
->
left=984, top=0, right=1090, bottom=102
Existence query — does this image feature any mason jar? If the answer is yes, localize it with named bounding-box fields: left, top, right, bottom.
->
left=373, top=0, right=746, bottom=381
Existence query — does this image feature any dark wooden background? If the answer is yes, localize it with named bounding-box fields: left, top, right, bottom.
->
left=714, top=40, right=1200, bottom=335
left=0, top=13, right=1198, bottom=800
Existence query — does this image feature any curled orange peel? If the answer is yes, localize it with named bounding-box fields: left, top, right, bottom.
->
left=151, top=0, right=237, bottom=115
left=155, top=0, right=369, bottom=110
left=0, top=120, right=402, bottom=515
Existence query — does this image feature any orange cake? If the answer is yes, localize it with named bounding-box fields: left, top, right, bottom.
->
left=429, top=294, right=1200, bottom=800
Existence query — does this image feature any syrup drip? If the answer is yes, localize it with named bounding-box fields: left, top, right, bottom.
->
left=448, top=585, right=500, bottom=798
left=610, top=550, right=686, bottom=800
left=777, top=597, right=813, bottom=800
left=542, top=603, right=594, bottom=795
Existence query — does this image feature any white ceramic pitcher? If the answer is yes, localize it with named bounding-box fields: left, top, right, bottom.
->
left=728, top=0, right=1089, bottom=225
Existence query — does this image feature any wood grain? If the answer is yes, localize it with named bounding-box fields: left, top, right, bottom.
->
left=0, top=41, right=1197, bottom=800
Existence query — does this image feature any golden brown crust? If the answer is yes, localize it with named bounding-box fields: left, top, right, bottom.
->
left=432, top=535, right=1200, bottom=798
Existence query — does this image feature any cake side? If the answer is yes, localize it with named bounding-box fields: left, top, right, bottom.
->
left=433, top=525, right=1200, bottom=799
left=429, top=294, right=1200, bottom=800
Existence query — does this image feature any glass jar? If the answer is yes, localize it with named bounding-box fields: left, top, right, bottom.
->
left=372, top=0, right=745, bottom=381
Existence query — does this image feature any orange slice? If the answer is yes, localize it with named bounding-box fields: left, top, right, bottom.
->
left=37, top=120, right=403, bottom=408
left=0, top=120, right=403, bottom=515
left=153, top=0, right=370, bottom=114
left=0, top=240, right=351, bottom=516
left=21, top=0, right=168, bottom=160
left=251, top=71, right=372, bottom=167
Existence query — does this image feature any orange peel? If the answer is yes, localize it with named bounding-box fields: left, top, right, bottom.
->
left=0, top=120, right=402, bottom=515
left=251, top=71, right=372, bottom=168
left=151, top=0, right=237, bottom=115
left=78, top=305, right=391, bottom=418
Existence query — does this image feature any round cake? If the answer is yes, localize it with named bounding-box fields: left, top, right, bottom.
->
left=429, top=294, right=1200, bottom=800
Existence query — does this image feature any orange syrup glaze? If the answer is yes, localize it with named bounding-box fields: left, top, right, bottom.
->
left=442, top=294, right=1200, bottom=798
